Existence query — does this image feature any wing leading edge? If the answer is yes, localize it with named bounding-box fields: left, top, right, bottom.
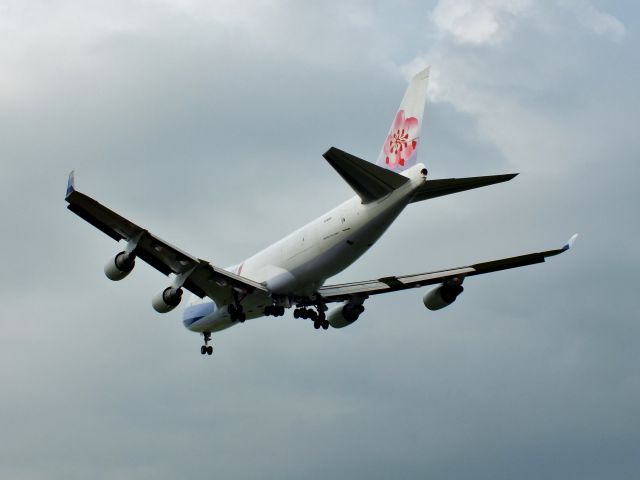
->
left=318, top=235, right=577, bottom=303
left=65, top=172, right=268, bottom=302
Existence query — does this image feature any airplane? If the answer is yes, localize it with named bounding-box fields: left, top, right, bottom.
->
left=65, top=67, right=577, bottom=355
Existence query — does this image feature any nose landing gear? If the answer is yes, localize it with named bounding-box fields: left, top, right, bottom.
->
left=200, top=332, right=213, bottom=355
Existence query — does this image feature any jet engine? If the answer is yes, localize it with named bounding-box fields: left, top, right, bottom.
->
left=152, top=287, right=183, bottom=313
left=423, top=283, right=464, bottom=311
left=104, top=252, right=135, bottom=281
left=327, top=302, right=365, bottom=329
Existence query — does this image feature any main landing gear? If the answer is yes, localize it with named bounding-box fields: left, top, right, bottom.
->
left=200, top=332, right=213, bottom=355
left=293, top=306, right=329, bottom=330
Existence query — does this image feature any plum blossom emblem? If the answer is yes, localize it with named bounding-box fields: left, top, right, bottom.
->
left=383, top=110, right=419, bottom=169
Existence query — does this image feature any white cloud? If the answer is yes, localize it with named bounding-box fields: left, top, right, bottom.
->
left=429, top=0, right=625, bottom=46
left=401, top=0, right=629, bottom=173
left=431, top=0, right=533, bottom=45
left=561, top=0, right=626, bottom=41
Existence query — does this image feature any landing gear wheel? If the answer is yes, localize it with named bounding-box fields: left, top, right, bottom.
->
left=201, top=331, right=212, bottom=355
left=322, top=320, right=329, bottom=330
left=314, top=321, right=320, bottom=329
left=238, top=312, right=246, bottom=323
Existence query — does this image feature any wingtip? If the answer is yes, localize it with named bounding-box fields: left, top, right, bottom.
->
left=66, top=170, right=75, bottom=198
left=562, top=233, right=579, bottom=251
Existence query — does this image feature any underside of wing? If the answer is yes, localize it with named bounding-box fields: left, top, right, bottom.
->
left=65, top=173, right=268, bottom=303
left=318, top=237, right=577, bottom=303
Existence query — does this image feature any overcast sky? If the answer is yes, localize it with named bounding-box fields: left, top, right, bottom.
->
left=1, top=0, right=638, bottom=478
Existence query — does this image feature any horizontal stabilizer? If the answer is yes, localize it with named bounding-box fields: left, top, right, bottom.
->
left=323, top=147, right=409, bottom=203
left=411, top=173, right=518, bottom=203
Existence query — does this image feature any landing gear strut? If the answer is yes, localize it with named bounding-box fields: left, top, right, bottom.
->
left=228, top=295, right=246, bottom=323
left=200, top=332, right=213, bottom=355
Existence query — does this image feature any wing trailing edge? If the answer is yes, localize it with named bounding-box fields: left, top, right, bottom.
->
left=318, top=235, right=577, bottom=303
left=65, top=174, right=269, bottom=301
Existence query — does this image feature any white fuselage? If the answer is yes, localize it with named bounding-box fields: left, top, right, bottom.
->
left=183, top=163, right=428, bottom=332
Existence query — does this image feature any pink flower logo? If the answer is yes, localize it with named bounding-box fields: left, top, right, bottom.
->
left=383, top=110, right=419, bottom=169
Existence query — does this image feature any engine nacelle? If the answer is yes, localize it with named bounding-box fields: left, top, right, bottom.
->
left=327, top=302, right=365, bottom=329
left=104, top=252, right=135, bottom=281
left=423, top=284, right=464, bottom=311
left=152, top=287, right=183, bottom=313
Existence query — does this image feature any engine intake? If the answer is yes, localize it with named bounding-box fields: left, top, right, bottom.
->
left=423, top=283, right=464, bottom=311
left=152, top=287, right=183, bottom=313
left=104, top=252, right=135, bottom=281
left=327, top=302, right=365, bottom=329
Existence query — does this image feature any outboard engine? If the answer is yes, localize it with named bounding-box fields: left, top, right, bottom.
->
left=104, top=252, right=135, bottom=281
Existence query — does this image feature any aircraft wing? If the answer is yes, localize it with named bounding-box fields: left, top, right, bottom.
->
left=65, top=172, right=268, bottom=301
left=318, top=236, right=578, bottom=302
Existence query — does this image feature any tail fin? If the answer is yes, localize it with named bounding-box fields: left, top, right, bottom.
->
left=376, top=67, right=430, bottom=172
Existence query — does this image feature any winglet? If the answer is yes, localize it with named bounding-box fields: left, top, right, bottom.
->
left=66, top=171, right=75, bottom=198
left=562, top=233, right=579, bottom=251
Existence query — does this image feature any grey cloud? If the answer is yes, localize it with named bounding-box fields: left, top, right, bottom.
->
left=1, top=1, right=638, bottom=479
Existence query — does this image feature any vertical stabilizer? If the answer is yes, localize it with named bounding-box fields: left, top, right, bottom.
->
left=376, top=67, right=430, bottom=172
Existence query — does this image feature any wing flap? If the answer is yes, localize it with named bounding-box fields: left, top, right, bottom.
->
left=65, top=173, right=269, bottom=301
left=318, top=241, right=574, bottom=303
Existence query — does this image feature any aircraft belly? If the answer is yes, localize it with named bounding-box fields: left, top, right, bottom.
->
left=234, top=187, right=415, bottom=298
left=287, top=198, right=408, bottom=293
left=184, top=294, right=271, bottom=332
